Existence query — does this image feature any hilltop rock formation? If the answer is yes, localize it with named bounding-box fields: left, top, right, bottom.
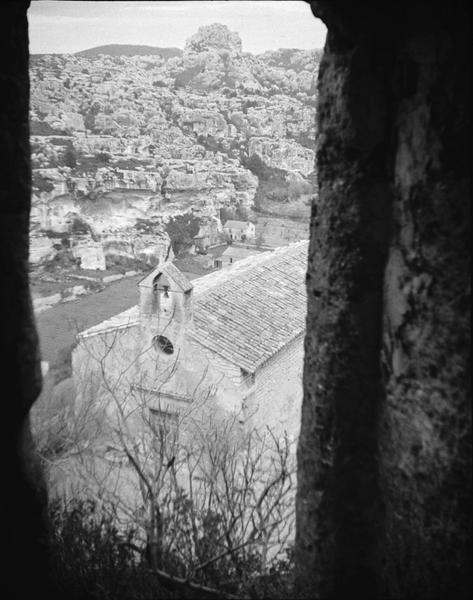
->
left=29, top=23, right=321, bottom=268
left=186, top=23, right=242, bottom=55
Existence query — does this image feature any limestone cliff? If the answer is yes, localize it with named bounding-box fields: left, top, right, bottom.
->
left=29, top=23, right=320, bottom=266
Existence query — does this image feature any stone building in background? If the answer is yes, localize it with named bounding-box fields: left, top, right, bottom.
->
left=71, top=234, right=106, bottom=270
left=222, top=219, right=256, bottom=241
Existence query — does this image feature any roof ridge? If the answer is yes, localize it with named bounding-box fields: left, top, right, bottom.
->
left=193, top=240, right=308, bottom=297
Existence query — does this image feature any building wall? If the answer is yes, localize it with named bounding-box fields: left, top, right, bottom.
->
left=186, top=337, right=244, bottom=413
left=72, top=324, right=141, bottom=413
left=223, top=222, right=255, bottom=241
left=73, top=316, right=303, bottom=441
left=247, top=333, right=304, bottom=438
left=72, top=239, right=106, bottom=270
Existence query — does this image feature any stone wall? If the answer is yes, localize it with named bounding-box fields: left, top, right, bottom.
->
left=72, top=324, right=142, bottom=411
left=380, top=5, right=471, bottom=596
left=296, top=1, right=471, bottom=598
left=1, top=4, right=49, bottom=597
left=248, top=333, right=304, bottom=439
left=72, top=238, right=106, bottom=270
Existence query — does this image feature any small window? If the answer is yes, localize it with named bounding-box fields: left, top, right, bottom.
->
left=153, top=335, right=174, bottom=355
left=150, top=408, right=178, bottom=437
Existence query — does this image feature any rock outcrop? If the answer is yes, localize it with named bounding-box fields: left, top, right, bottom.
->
left=29, top=23, right=320, bottom=269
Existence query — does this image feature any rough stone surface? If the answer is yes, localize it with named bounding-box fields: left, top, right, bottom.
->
left=296, top=1, right=471, bottom=598
left=380, top=6, right=471, bottom=598
left=1, top=2, right=49, bottom=597
left=296, top=13, right=393, bottom=597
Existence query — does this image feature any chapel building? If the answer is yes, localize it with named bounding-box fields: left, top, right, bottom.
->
left=72, top=240, right=308, bottom=438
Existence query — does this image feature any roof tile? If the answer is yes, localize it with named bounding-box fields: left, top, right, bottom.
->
left=190, top=241, right=308, bottom=372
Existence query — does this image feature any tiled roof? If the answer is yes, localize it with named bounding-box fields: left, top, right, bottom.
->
left=79, top=241, right=309, bottom=373
left=190, top=241, right=308, bottom=373
left=78, top=305, right=140, bottom=339
left=221, top=246, right=262, bottom=260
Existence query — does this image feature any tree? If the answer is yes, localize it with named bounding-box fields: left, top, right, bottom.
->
left=165, top=213, right=201, bottom=256
left=220, top=206, right=236, bottom=225
left=63, top=147, right=77, bottom=169
left=83, top=101, right=101, bottom=131
left=235, top=203, right=252, bottom=222
left=32, top=327, right=297, bottom=598
left=255, top=232, right=265, bottom=249
left=32, top=172, right=55, bottom=194
left=95, top=151, right=111, bottom=165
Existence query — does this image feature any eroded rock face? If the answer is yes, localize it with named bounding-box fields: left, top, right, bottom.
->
left=296, top=3, right=471, bottom=600
left=2, top=5, right=49, bottom=597
left=248, top=137, right=315, bottom=176
left=29, top=23, right=321, bottom=238
left=101, top=230, right=173, bottom=266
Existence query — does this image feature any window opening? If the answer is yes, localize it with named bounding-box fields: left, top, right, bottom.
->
left=153, top=334, right=174, bottom=355
left=149, top=408, right=179, bottom=450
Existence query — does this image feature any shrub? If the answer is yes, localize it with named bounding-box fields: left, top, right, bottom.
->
left=30, top=120, right=68, bottom=136
left=45, top=497, right=295, bottom=600
left=48, top=499, right=163, bottom=600
left=53, top=346, right=74, bottom=384
left=165, top=213, right=201, bottom=255
left=32, top=173, right=55, bottom=194
left=242, top=153, right=286, bottom=182
left=64, top=147, right=77, bottom=169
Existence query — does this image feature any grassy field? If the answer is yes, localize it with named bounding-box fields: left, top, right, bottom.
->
left=35, top=273, right=144, bottom=365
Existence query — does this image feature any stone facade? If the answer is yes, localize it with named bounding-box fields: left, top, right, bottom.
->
left=222, top=219, right=255, bottom=241
left=73, top=243, right=308, bottom=441
left=71, top=235, right=106, bottom=270
left=244, top=333, right=304, bottom=436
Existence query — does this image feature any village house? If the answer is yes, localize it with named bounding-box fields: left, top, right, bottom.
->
left=72, top=240, right=308, bottom=440
left=223, top=219, right=256, bottom=241
left=71, top=234, right=106, bottom=270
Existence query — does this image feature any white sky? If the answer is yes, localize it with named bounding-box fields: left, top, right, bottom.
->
left=28, top=1, right=327, bottom=54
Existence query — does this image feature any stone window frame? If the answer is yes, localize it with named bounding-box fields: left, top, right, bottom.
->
left=152, top=334, right=174, bottom=355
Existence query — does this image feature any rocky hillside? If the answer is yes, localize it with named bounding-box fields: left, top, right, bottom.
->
left=29, top=23, right=321, bottom=268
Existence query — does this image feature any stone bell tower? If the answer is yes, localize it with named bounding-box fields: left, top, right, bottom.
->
left=138, top=261, right=193, bottom=359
